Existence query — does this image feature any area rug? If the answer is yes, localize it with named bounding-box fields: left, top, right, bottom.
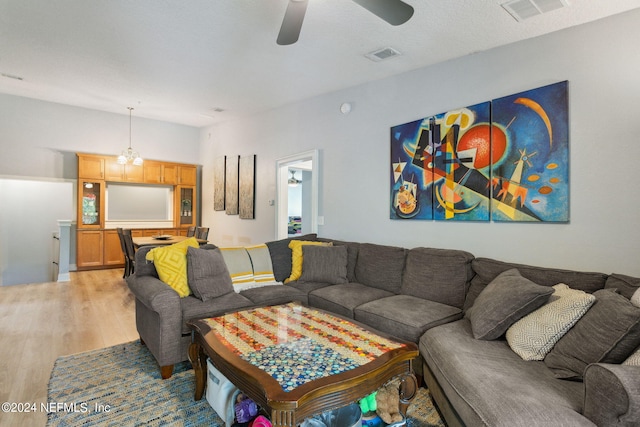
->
left=47, top=341, right=444, bottom=426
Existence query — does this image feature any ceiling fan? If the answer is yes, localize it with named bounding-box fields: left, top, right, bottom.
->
left=288, top=170, right=302, bottom=186
left=277, top=0, right=415, bottom=45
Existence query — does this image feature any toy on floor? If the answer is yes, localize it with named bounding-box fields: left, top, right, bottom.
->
left=375, top=382, right=404, bottom=425
left=360, top=391, right=383, bottom=426
left=232, top=393, right=258, bottom=427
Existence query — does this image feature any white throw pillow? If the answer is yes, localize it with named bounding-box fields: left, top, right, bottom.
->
left=631, top=287, right=640, bottom=308
left=623, top=347, right=640, bottom=366
left=506, top=283, right=596, bottom=361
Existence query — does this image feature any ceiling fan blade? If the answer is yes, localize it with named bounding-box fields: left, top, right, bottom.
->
left=277, top=0, right=309, bottom=45
left=351, top=0, right=414, bottom=26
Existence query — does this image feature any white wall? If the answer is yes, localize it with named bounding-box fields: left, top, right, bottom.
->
left=0, top=94, right=201, bottom=180
left=0, top=95, right=201, bottom=284
left=200, top=9, right=640, bottom=276
left=0, top=178, right=73, bottom=285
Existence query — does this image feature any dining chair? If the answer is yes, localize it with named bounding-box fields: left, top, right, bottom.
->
left=195, top=227, right=209, bottom=240
left=186, top=226, right=196, bottom=237
left=116, top=228, right=129, bottom=279
left=122, top=229, right=136, bottom=277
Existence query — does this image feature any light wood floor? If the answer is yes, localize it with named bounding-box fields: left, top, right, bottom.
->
left=0, top=269, right=138, bottom=427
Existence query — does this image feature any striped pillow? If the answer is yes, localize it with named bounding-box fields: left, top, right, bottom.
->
left=246, top=244, right=278, bottom=285
left=218, top=247, right=255, bottom=292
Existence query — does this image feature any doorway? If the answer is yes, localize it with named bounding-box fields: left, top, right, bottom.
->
left=275, top=150, right=318, bottom=240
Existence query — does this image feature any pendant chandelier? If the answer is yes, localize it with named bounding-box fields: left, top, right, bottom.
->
left=117, top=107, right=143, bottom=165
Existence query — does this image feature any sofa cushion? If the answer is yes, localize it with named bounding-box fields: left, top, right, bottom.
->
left=134, top=246, right=159, bottom=278
left=240, top=284, right=309, bottom=306
left=605, top=273, right=640, bottom=301
left=186, top=247, right=234, bottom=301
left=401, top=247, right=474, bottom=309
left=465, top=269, right=554, bottom=340
left=317, top=238, right=360, bottom=282
left=420, top=319, right=588, bottom=427
left=145, top=237, right=200, bottom=298
left=466, top=257, right=607, bottom=311
left=284, top=240, right=332, bottom=283
left=308, top=283, right=394, bottom=318
left=299, top=245, right=348, bottom=285
left=354, top=243, right=406, bottom=293
left=286, top=280, right=334, bottom=295
left=180, top=292, right=253, bottom=334
left=265, top=234, right=317, bottom=282
left=544, top=288, right=640, bottom=380
left=354, top=294, right=462, bottom=342
left=506, top=284, right=596, bottom=360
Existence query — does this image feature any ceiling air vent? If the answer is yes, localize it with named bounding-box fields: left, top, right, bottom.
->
left=365, top=47, right=401, bottom=62
left=502, top=0, right=569, bottom=22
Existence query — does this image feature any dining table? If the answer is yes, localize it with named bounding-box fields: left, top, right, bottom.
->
left=132, top=235, right=208, bottom=249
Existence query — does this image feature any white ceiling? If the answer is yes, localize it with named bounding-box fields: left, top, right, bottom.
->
left=1, top=0, right=639, bottom=127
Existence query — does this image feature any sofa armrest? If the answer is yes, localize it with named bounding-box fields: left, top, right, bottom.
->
left=583, top=363, right=640, bottom=426
left=126, top=274, right=180, bottom=313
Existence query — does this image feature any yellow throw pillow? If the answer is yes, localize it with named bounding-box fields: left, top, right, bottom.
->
left=284, top=240, right=331, bottom=284
left=146, top=237, right=200, bottom=297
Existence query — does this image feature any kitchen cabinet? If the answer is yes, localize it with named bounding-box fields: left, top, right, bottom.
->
left=103, top=230, right=125, bottom=266
left=177, top=186, right=196, bottom=228
left=105, top=157, right=144, bottom=182
left=77, top=179, right=104, bottom=229
left=178, top=165, right=197, bottom=186
left=78, top=155, right=105, bottom=180
left=77, top=230, right=104, bottom=268
left=144, top=161, right=178, bottom=184
left=76, top=153, right=199, bottom=270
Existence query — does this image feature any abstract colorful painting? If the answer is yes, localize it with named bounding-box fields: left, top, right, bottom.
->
left=390, top=81, right=569, bottom=222
left=491, top=81, right=569, bottom=222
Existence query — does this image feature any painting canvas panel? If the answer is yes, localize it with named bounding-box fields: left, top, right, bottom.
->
left=391, top=118, right=434, bottom=220
left=491, top=81, right=569, bottom=222
left=239, top=155, right=255, bottom=219
left=225, top=155, right=239, bottom=215
left=390, top=102, right=492, bottom=221
left=213, top=156, right=226, bottom=211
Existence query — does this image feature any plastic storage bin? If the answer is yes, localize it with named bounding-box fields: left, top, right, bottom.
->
left=205, top=359, right=241, bottom=427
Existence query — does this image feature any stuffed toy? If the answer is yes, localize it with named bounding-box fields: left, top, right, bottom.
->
left=233, top=393, right=258, bottom=427
left=374, top=382, right=403, bottom=425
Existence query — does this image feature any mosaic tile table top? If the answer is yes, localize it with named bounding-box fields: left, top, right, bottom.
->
left=200, top=302, right=407, bottom=391
left=188, top=302, right=418, bottom=427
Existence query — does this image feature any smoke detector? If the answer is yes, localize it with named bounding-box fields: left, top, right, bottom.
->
left=502, top=0, right=570, bottom=22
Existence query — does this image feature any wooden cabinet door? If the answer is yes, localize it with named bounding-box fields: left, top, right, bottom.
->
left=105, top=158, right=125, bottom=181
left=144, top=161, right=163, bottom=184
left=78, top=155, right=105, bottom=180
left=77, top=230, right=103, bottom=268
left=163, top=164, right=178, bottom=185
left=176, top=186, right=196, bottom=227
left=178, top=166, right=197, bottom=186
left=124, top=163, right=144, bottom=182
left=103, top=230, right=125, bottom=266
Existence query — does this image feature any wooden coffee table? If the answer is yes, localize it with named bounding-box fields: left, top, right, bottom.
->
left=188, top=302, right=418, bottom=427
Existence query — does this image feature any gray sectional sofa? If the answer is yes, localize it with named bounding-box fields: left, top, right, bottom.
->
left=126, top=234, right=640, bottom=426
